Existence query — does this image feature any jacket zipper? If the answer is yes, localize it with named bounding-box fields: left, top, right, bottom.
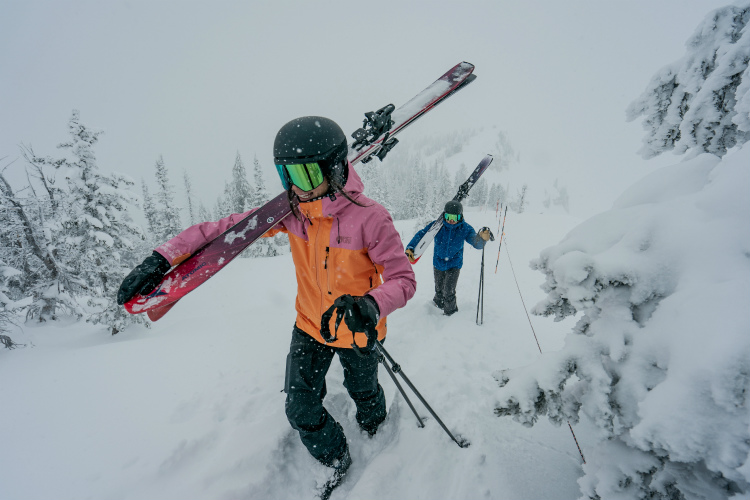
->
left=325, top=247, right=332, bottom=295
left=314, top=220, right=326, bottom=314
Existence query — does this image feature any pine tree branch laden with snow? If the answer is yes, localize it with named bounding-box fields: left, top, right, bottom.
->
left=152, top=156, right=182, bottom=241
left=494, top=150, right=750, bottom=499
left=5, top=111, right=148, bottom=333
left=0, top=258, right=26, bottom=343
left=628, top=3, right=750, bottom=159
left=0, top=168, right=75, bottom=321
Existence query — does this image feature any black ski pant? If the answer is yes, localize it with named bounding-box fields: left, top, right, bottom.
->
left=284, top=325, right=386, bottom=466
left=433, top=267, right=461, bottom=315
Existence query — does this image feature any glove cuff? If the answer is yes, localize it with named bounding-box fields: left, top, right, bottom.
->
left=150, top=251, right=171, bottom=273
left=362, top=295, right=380, bottom=322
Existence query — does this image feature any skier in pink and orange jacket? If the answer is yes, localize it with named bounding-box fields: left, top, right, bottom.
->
left=117, top=116, right=415, bottom=480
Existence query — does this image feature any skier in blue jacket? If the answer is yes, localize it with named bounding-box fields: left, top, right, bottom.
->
left=405, top=200, right=490, bottom=316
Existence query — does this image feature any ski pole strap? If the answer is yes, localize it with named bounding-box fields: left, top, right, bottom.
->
left=353, top=325, right=378, bottom=357
left=319, top=294, right=378, bottom=357
left=320, top=302, right=340, bottom=343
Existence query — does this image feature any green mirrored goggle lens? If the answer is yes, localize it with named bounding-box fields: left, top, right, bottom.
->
left=277, top=163, right=326, bottom=191
left=444, top=213, right=461, bottom=222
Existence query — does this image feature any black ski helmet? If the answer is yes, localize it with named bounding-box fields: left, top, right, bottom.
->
left=444, top=200, right=463, bottom=216
left=274, top=116, right=349, bottom=187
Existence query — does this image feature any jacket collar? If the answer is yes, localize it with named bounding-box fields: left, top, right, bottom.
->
left=442, top=218, right=465, bottom=230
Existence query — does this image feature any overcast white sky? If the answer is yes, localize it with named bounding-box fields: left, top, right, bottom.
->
left=0, top=0, right=728, bottom=214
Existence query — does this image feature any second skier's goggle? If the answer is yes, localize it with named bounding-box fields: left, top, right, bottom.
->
left=444, top=213, right=462, bottom=223
left=275, top=162, right=326, bottom=191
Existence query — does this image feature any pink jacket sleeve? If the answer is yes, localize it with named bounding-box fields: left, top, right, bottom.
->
left=363, top=205, right=417, bottom=318
left=155, top=211, right=254, bottom=265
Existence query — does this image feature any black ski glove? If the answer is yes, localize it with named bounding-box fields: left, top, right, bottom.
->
left=342, top=295, right=380, bottom=336
left=116, top=251, right=171, bottom=305
left=320, top=294, right=380, bottom=355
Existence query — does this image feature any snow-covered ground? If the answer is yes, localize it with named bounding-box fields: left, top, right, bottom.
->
left=0, top=208, right=594, bottom=500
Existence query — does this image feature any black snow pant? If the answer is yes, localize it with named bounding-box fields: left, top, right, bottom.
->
left=284, top=325, right=386, bottom=466
left=433, top=267, right=461, bottom=315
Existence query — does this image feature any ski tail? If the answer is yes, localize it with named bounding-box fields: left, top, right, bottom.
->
left=454, top=154, right=493, bottom=202
left=146, top=300, right=179, bottom=321
left=348, top=62, right=476, bottom=166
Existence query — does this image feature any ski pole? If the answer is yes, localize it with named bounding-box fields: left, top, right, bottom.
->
left=494, top=205, right=508, bottom=273
left=476, top=227, right=494, bottom=325
left=377, top=351, right=425, bottom=428
left=503, top=239, right=586, bottom=464
left=375, top=341, right=469, bottom=448
left=476, top=246, right=485, bottom=325
left=321, top=304, right=468, bottom=447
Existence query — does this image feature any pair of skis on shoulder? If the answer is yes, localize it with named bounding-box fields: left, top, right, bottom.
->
left=124, top=62, right=478, bottom=321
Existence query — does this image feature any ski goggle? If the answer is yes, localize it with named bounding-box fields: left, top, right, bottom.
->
left=444, top=213, right=462, bottom=223
left=275, top=162, right=326, bottom=191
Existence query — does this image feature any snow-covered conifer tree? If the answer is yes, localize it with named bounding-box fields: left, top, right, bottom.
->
left=141, top=178, right=158, bottom=241
left=468, top=177, right=488, bottom=208
left=627, top=3, right=750, bottom=158
left=152, top=156, right=182, bottom=241
left=430, top=160, right=452, bottom=217
left=0, top=258, right=21, bottom=336
left=453, top=163, right=468, bottom=194
left=406, top=156, right=428, bottom=221
left=197, top=202, right=212, bottom=223
left=53, top=111, right=145, bottom=333
left=18, top=111, right=146, bottom=332
left=358, top=163, right=379, bottom=200
left=0, top=170, right=33, bottom=333
left=495, top=6, right=750, bottom=498
left=487, top=183, right=507, bottom=210
left=183, top=170, right=196, bottom=226
left=510, top=184, right=528, bottom=213
left=215, top=183, right=232, bottom=220
left=249, top=155, right=268, bottom=208
left=1, top=154, right=76, bottom=320
left=229, top=152, right=251, bottom=214
left=493, top=130, right=517, bottom=170
left=247, top=155, right=282, bottom=257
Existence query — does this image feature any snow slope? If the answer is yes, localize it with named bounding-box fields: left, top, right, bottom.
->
left=0, top=208, right=592, bottom=500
